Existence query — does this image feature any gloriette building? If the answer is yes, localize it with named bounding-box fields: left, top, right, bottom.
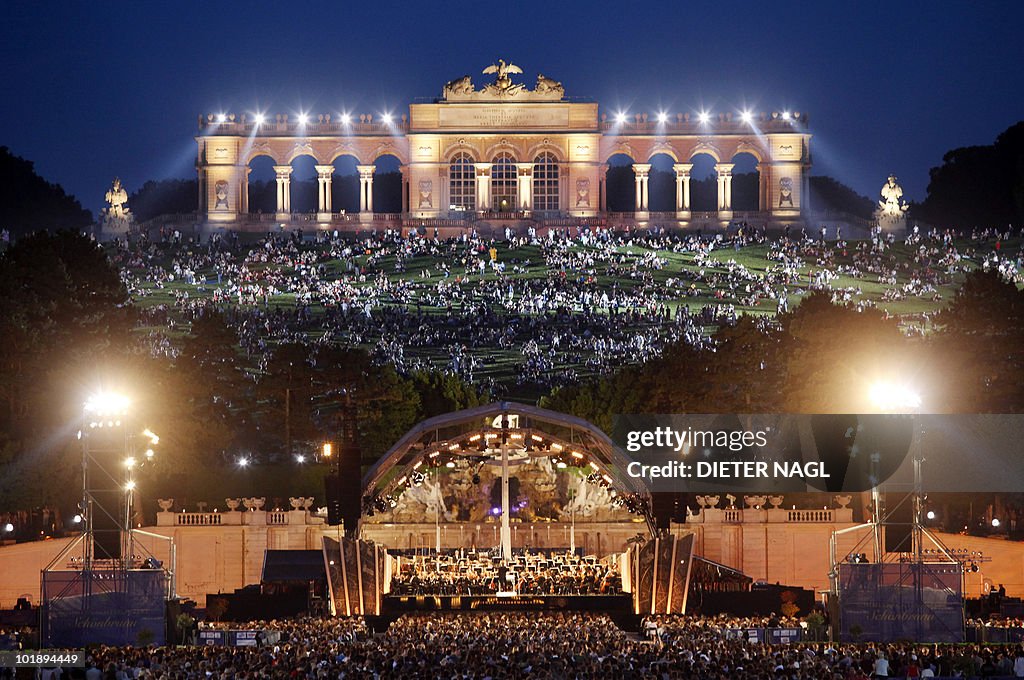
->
left=195, top=60, right=811, bottom=230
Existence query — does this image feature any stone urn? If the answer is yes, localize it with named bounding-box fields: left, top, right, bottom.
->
left=705, top=495, right=720, bottom=508
left=301, top=497, right=315, bottom=510
left=834, top=495, right=853, bottom=509
left=225, top=498, right=240, bottom=511
left=767, top=495, right=785, bottom=509
left=695, top=496, right=707, bottom=508
left=289, top=497, right=304, bottom=510
left=157, top=498, right=174, bottom=512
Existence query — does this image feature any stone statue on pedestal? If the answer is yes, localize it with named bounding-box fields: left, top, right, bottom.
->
left=100, top=177, right=134, bottom=239
left=875, top=174, right=909, bottom=232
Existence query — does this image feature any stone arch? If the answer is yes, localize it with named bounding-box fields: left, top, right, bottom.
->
left=285, top=141, right=319, bottom=164
left=482, top=141, right=521, bottom=163
left=525, top=140, right=565, bottom=163
left=601, top=141, right=637, bottom=164
left=246, top=154, right=278, bottom=214
left=732, top=139, right=767, bottom=164
left=288, top=153, right=320, bottom=213
left=368, top=142, right=409, bottom=165
left=605, top=152, right=638, bottom=212
left=330, top=154, right=361, bottom=214
left=646, top=142, right=680, bottom=163
left=246, top=143, right=281, bottom=166
left=326, top=143, right=363, bottom=165
left=647, top=152, right=677, bottom=212
left=443, top=141, right=480, bottom=162
left=729, top=150, right=762, bottom=212
left=687, top=142, right=723, bottom=163
left=372, top=153, right=403, bottom=213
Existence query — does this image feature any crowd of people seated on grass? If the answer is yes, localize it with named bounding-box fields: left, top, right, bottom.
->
left=389, top=549, right=622, bottom=596
left=109, top=223, right=1024, bottom=391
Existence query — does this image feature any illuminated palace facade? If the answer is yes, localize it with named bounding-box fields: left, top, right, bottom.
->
left=196, top=62, right=811, bottom=229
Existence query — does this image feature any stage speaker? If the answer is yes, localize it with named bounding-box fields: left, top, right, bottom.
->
left=338, top=442, right=362, bottom=534
left=883, top=492, right=914, bottom=553
left=651, top=492, right=676, bottom=531
left=90, top=489, right=123, bottom=560
left=324, top=473, right=342, bottom=527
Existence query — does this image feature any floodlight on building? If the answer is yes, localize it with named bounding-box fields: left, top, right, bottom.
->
left=740, top=110, right=753, bottom=124
left=124, top=481, right=136, bottom=491
left=656, top=111, right=668, bottom=124
left=380, top=112, right=393, bottom=124
left=340, top=113, right=351, bottom=124
left=3, top=523, right=13, bottom=532
left=295, top=454, right=306, bottom=463
left=697, top=111, right=710, bottom=125
left=217, top=113, right=227, bottom=123
left=782, top=111, right=792, bottom=121
left=297, top=112, right=309, bottom=125
left=992, top=518, right=1001, bottom=528
left=73, top=514, right=82, bottom=524
left=615, top=111, right=627, bottom=124
left=926, top=510, right=936, bottom=520
left=253, top=112, right=265, bottom=125
left=237, top=456, right=250, bottom=468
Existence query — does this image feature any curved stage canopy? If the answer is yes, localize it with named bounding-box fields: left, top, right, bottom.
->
left=360, top=402, right=653, bottom=532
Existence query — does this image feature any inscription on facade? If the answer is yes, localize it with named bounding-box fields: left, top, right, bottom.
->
left=438, top=105, right=570, bottom=130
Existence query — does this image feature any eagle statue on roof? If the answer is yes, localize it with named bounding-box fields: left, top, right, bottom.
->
left=482, top=59, right=524, bottom=95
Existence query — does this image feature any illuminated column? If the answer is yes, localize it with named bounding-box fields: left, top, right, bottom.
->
left=475, top=162, right=492, bottom=212
left=632, top=163, right=651, bottom=216
left=315, top=165, right=333, bottom=221
left=599, top=164, right=608, bottom=212
left=715, top=162, right=734, bottom=218
left=673, top=163, right=693, bottom=219
left=517, top=163, right=533, bottom=212
left=240, top=166, right=251, bottom=215
left=400, top=165, right=409, bottom=215
left=357, top=165, right=375, bottom=221
left=633, top=170, right=642, bottom=211
left=273, top=165, right=292, bottom=219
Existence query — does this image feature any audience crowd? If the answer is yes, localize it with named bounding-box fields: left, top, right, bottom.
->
left=14, top=612, right=1024, bottom=679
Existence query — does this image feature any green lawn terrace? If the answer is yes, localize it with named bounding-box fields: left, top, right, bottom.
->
left=121, top=234, right=1020, bottom=393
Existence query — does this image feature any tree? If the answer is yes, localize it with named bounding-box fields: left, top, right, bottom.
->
left=776, top=292, right=908, bottom=413
left=0, top=147, right=93, bottom=236
left=914, top=121, right=1024, bottom=228
left=809, top=176, right=876, bottom=220
left=930, top=269, right=1024, bottom=411
left=128, top=179, right=198, bottom=221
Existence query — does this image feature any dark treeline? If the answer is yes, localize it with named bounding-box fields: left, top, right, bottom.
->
left=0, top=147, right=92, bottom=236
left=0, top=231, right=487, bottom=518
left=541, top=269, right=1024, bottom=431
left=914, top=121, right=1024, bottom=228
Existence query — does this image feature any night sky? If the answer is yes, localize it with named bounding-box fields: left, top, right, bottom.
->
left=3, top=1, right=1022, bottom=215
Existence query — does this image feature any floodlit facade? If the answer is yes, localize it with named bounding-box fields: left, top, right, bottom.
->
left=196, top=61, right=812, bottom=230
